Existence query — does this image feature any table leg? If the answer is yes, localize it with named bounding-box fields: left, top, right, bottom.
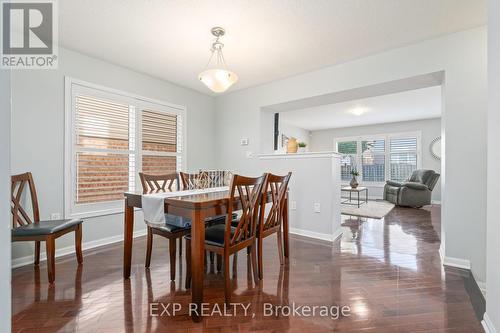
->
left=123, top=198, right=134, bottom=279
left=358, top=191, right=360, bottom=208
left=190, top=209, right=205, bottom=322
left=366, top=189, right=368, bottom=204
left=283, top=194, right=290, bottom=258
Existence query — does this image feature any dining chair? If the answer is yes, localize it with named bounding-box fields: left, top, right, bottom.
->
left=139, top=172, right=190, bottom=280
left=257, top=172, right=292, bottom=279
left=185, top=173, right=267, bottom=304
left=11, top=172, right=83, bottom=284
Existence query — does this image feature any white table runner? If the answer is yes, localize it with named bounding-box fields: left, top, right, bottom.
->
left=142, top=187, right=229, bottom=227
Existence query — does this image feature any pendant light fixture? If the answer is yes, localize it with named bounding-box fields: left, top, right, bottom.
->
left=198, top=27, right=238, bottom=93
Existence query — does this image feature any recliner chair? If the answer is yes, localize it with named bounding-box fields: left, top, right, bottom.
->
left=383, top=169, right=440, bottom=207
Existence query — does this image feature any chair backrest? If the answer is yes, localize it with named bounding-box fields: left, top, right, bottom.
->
left=139, top=172, right=178, bottom=193
left=11, top=172, right=40, bottom=228
left=409, top=169, right=440, bottom=190
left=225, top=174, right=267, bottom=248
left=259, top=172, right=292, bottom=235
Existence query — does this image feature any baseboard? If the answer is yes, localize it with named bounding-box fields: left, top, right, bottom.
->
left=12, top=229, right=147, bottom=269
left=289, top=227, right=342, bottom=242
left=442, top=256, right=471, bottom=270
left=474, top=277, right=487, bottom=297
left=483, top=313, right=498, bottom=333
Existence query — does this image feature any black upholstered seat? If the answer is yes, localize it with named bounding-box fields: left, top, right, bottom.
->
left=186, top=224, right=236, bottom=247
left=12, top=219, right=83, bottom=237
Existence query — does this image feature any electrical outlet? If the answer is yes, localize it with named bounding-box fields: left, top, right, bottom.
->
left=240, top=138, right=249, bottom=146
left=313, top=203, right=321, bottom=213
left=290, top=201, right=297, bottom=210
left=51, top=213, right=61, bottom=220
left=246, top=151, right=254, bottom=158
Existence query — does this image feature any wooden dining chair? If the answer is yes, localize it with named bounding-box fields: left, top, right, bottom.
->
left=257, top=172, right=292, bottom=280
left=139, top=172, right=190, bottom=280
left=185, top=174, right=267, bottom=304
left=11, top=172, right=83, bottom=284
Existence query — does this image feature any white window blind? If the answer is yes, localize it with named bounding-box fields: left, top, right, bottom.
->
left=65, top=78, right=186, bottom=218
left=390, top=137, right=418, bottom=182
left=75, top=95, right=134, bottom=204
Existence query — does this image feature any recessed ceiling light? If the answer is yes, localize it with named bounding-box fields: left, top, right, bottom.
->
left=349, top=107, right=369, bottom=116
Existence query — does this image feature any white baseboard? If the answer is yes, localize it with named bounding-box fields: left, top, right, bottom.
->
left=442, top=256, right=471, bottom=270
left=483, top=313, right=498, bottom=333
left=12, top=229, right=147, bottom=269
left=289, top=227, right=343, bottom=242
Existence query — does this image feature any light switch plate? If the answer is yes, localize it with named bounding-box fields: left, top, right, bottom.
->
left=313, top=203, right=321, bottom=213
left=51, top=213, right=61, bottom=220
left=240, top=138, right=249, bottom=146
left=246, top=151, right=254, bottom=158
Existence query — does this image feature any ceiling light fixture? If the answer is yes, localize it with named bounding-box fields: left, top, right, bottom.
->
left=349, top=107, right=369, bottom=116
left=198, top=27, right=238, bottom=93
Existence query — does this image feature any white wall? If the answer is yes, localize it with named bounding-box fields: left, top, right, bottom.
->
left=485, top=0, right=500, bottom=331
left=0, top=70, right=12, bottom=333
left=310, top=118, right=442, bottom=201
left=10, top=47, right=216, bottom=262
left=279, top=120, right=310, bottom=149
left=215, top=27, right=487, bottom=283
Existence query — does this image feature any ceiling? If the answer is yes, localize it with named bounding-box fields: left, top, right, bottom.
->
left=59, top=1, right=486, bottom=95
left=279, top=86, right=442, bottom=131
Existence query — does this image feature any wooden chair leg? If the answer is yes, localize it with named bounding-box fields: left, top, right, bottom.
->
left=34, top=241, right=40, bottom=266
left=277, top=229, right=284, bottom=265
left=75, top=224, right=83, bottom=264
left=185, top=238, right=191, bottom=289
left=216, top=254, right=222, bottom=272
left=258, top=237, right=263, bottom=280
left=179, top=237, right=182, bottom=257
left=224, top=251, right=231, bottom=305
left=46, top=236, right=56, bottom=284
left=145, top=227, right=153, bottom=268
left=209, top=251, right=215, bottom=264
left=169, top=238, right=176, bottom=281
left=250, top=244, right=259, bottom=284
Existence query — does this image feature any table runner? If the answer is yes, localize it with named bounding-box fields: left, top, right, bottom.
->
left=141, top=187, right=229, bottom=226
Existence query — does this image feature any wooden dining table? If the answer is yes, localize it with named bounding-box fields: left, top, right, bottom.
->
left=122, top=188, right=289, bottom=322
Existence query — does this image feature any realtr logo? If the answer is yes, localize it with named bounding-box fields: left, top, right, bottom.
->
left=1, top=0, right=58, bottom=68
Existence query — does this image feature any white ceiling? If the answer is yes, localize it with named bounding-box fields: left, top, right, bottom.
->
left=279, top=86, right=442, bottom=131
left=59, top=1, right=486, bottom=95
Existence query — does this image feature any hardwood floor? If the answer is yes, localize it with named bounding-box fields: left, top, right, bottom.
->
left=11, top=205, right=485, bottom=332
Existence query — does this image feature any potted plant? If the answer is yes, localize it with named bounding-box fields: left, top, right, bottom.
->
left=298, top=142, right=307, bottom=153
left=350, top=169, right=359, bottom=188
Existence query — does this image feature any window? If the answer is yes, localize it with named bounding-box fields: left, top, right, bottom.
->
left=65, top=78, right=185, bottom=218
left=335, top=132, right=420, bottom=184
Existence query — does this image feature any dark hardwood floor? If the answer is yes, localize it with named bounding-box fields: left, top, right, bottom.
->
left=11, top=205, right=485, bottom=332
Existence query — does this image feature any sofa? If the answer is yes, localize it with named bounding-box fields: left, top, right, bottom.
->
left=383, top=169, right=440, bottom=207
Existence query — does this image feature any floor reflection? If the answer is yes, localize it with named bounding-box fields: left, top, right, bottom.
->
left=11, top=205, right=484, bottom=332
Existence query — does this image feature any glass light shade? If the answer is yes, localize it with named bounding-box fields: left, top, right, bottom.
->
left=198, top=68, right=238, bottom=93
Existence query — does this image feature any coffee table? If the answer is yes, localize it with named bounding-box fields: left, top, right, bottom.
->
left=341, top=186, right=368, bottom=208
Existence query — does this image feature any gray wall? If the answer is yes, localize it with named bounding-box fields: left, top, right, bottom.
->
left=309, top=118, right=442, bottom=201
left=0, top=70, right=12, bottom=333
left=486, top=0, right=500, bottom=330
left=10, top=47, right=216, bottom=262
left=215, top=27, right=487, bottom=283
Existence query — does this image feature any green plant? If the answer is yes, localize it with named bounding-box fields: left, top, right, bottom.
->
left=350, top=169, right=359, bottom=177
left=298, top=142, right=307, bottom=148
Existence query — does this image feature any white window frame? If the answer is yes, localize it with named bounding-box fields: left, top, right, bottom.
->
left=334, top=131, right=422, bottom=186
left=64, top=77, right=187, bottom=219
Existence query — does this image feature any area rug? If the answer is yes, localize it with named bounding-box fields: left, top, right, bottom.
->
left=341, top=200, right=395, bottom=219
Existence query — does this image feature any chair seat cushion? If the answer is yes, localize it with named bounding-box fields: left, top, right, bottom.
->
left=12, top=219, right=82, bottom=237
left=186, top=224, right=236, bottom=247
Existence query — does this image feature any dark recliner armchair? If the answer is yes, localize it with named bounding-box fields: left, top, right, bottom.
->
left=383, top=169, right=440, bottom=207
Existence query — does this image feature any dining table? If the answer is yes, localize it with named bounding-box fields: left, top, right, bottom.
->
left=122, top=188, right=289, bottom=322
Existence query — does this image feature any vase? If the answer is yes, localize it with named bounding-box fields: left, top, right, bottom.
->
left=287, top=137, right=298, bottom=153
left=350, top=176, right=359, bottom=189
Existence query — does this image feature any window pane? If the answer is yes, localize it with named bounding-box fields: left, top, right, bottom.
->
left=142, top=109, right=177, bottom=152
left=362, top=139, right=385, bottom=182
left=76, top=152, right=130, bottom=204
left=142, top=155, right=177, bottom=175
left=337, top=141, right=357, bottom=181
left=76, top=95, right=130, bottom=150
left=390, top=153, right=417, bottom=182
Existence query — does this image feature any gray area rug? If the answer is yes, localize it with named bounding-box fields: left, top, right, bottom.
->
left=341, top=200, right=395, bottom=219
